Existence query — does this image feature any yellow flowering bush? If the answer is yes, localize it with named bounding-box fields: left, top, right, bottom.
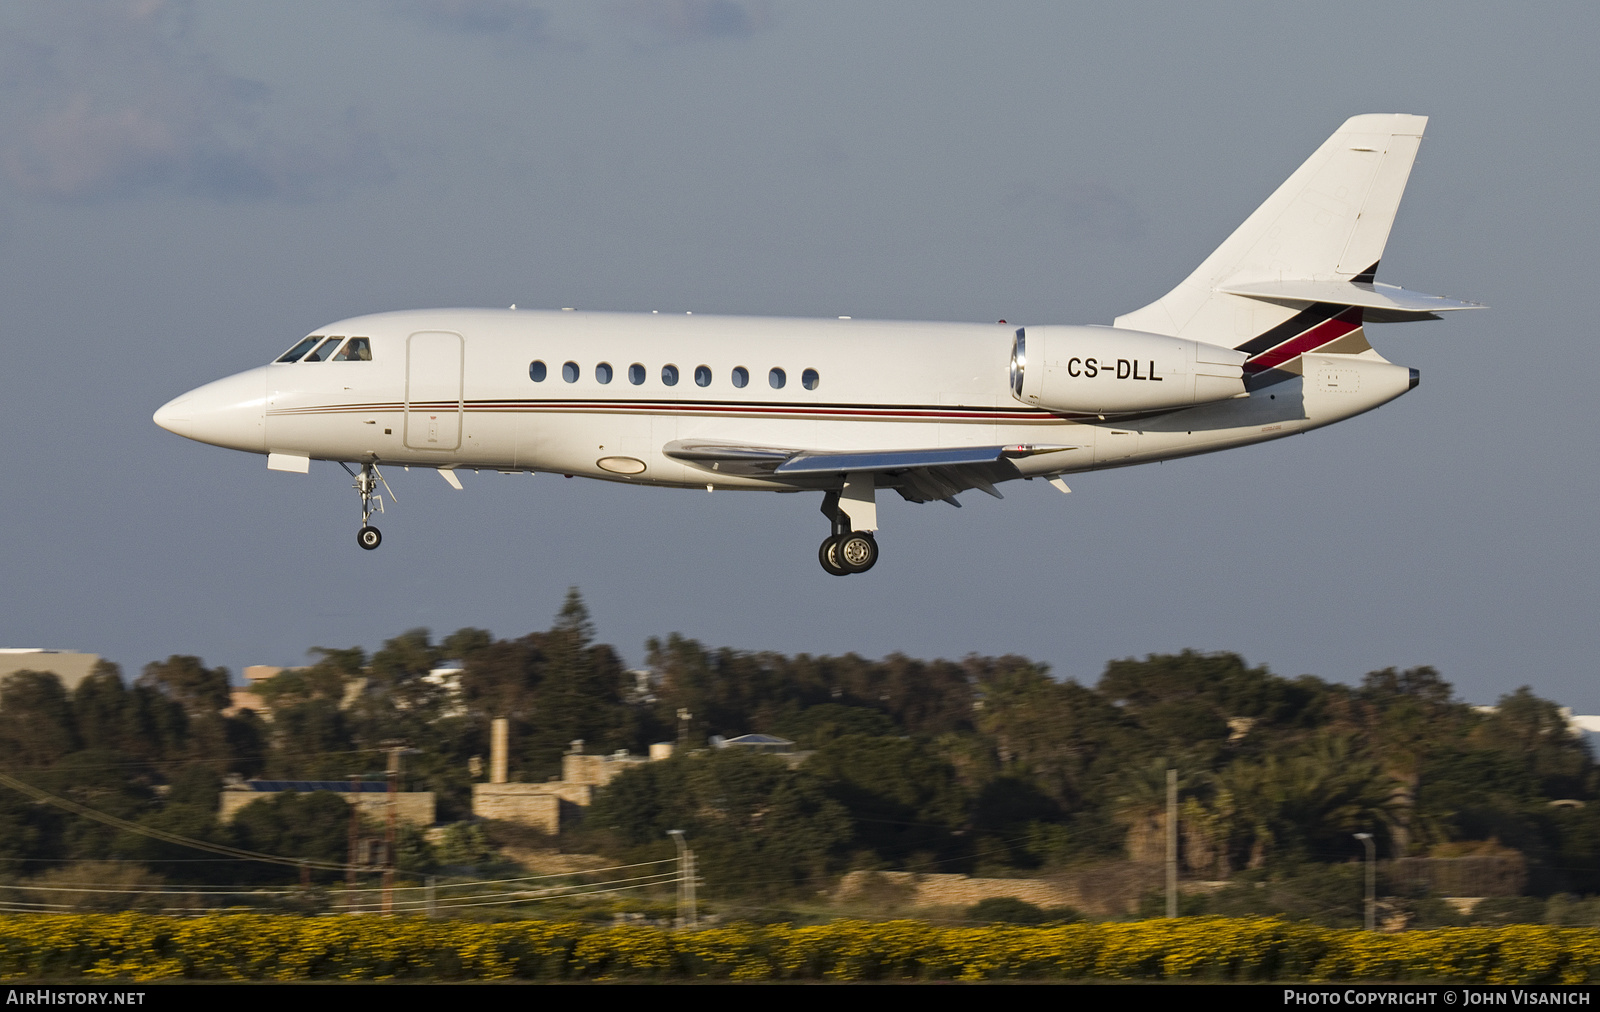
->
left=0, top=914, right=1597, bottom=982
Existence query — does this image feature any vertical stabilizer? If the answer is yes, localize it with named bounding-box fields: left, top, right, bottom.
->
left=1115, top=114, right=1428, bottom=362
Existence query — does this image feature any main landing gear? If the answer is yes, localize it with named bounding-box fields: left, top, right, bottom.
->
left=818, top=488, right=879, bottom=576
left=341, top=461, right=393, bottom=551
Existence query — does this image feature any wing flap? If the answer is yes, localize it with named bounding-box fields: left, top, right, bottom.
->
left=666, top=440, right=1079, bottom=475
left=663, top=440, right=1083, bottom=502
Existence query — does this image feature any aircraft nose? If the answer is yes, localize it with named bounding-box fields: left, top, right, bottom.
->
left=153, top=395, right=193, bottom=435
left=153, top=368, right=267, bottom=453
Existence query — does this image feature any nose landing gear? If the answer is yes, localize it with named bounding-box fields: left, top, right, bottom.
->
left=341, top=461, right=395, bottom=551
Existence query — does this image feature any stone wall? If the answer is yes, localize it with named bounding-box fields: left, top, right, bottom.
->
left=219, top=790, right=436, bottom=827
left=470, top=784, right=562, bottom=834
left=836, top=863, right=1165, bottom=917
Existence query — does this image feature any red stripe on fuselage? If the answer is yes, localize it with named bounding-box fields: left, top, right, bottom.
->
left=267, top=401, right=1069, bottom=421
left=1243, top=308, right=1361, bottom=373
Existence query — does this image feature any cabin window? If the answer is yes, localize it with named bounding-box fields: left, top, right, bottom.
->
left=596, top=362, right=613, bottom=384
left=276, top=336, right=322, bottom=363
left=662, top=364, right=679, bottom=386
left=333, top=338, right=372, bottom=362
left=694, top=365, right=712, bottom=387
left=628, top=363, right=646, bottom=385
left=802, top=368, right=820, bottom=391
left=732, top=366, right=748, bottom=388
left=769, top=367, right=786, bottom=389
left=303, top=337, right=344, bottom=362
left=529, top=360, right=547, bottom=382
left=563, top=361, right=580, bottom=383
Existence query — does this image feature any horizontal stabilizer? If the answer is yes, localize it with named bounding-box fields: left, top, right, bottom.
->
left=1218, top=279, right=1485, bottom=316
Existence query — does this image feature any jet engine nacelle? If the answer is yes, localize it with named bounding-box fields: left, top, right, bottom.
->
left=1009, top=325, right=1248, bottom=416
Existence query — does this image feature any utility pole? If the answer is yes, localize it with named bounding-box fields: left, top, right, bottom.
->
left=1166, top=767, right=1178, bottom=918
left=347, top=773, right=361, bottom=913
left=382, top=744, right=403, bottom=916
left=668, top=829, right=697, bottom=930
left=1354, top=833, right=1376, bottom=931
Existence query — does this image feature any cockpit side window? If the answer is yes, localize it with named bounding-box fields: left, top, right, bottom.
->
left=302, top=337, right=345, bottom=362
left=276, top=336, right=322, bottom=363
left=332, top=337, right=372, bottom=361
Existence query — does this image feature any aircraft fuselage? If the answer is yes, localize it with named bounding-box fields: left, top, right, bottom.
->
left=156, top=307, right=1414, bottom=490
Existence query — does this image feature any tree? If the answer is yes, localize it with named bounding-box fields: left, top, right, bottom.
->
left=586, top=751, right=850, bottom=899
left=0, top=671, right=79, bottom=766
left=229, top=792, right=359, bottom=884
left=808, top=734, right=965, bottom=866
left=519, top=591, right=632, bottom=777
left=139, top=656, right=231, bottom=716
left=73, top=661, right=130, bottom=752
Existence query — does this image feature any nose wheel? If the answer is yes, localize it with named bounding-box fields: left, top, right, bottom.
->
left=342, top=461, right=394, bottom=551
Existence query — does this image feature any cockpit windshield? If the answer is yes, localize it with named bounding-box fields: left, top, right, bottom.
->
left=276, top=336, right=322, bottom=363
left=332, top=337, right=372, bottom=361
left=274, top=335, right=374, bottom=363
left=302, top=337, right=344, bottom=362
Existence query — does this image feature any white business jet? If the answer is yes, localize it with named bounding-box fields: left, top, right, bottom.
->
left=154, top=114, right=1479, bottom=575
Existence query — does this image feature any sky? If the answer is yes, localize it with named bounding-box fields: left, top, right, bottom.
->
left=0, top=1, right=1594, bottom=710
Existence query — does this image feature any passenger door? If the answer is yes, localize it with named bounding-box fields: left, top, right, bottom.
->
left=405, top=331, right=463, bottom=451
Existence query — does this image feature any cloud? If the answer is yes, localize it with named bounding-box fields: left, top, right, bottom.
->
left=617, top=0, right=776, bottom=43
left=0, top=1, right=392, bottom=202
left=384, top=0, right=555, bottom=47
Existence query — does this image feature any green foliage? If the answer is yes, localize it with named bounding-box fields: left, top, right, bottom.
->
left=228, top=792, right=356, bottom=883
left=964, top=896, right=1083, bottom=924
left=396, top=823, right=436, bottom=875
left=587, top=750, right=850, bottom=899
left=771, top=703, right=895, bottom=747
left=0, top=603, right=1597, bottom=911
left=0, top=671, right=79, bottom=766
left=1201, top=865, right=1369, bottom=927
left=437, top=823, right=494, bottom=869
left=255, top=649, right=358, bottom=708
left=264, top=698, right=353, bottom=779
left=807, top=734, right=964, bottom=866
left=1469, top=896, right=1549, bottom=926
left=138, top=656, right=231, bottom=716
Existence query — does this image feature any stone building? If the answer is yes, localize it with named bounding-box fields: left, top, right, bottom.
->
left=220, top=779, right=437, bottom=827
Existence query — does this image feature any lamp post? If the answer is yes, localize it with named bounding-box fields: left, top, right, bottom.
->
left=1354, top=832, right=1376, bottom=931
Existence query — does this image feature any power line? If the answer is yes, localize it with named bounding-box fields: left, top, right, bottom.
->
left=0, top=771, right=351, bottom=872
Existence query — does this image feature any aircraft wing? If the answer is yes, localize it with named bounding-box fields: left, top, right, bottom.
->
left=664, top=440, right=1082, bottom=503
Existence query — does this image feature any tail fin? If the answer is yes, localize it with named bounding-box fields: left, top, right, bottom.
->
left=1115, top=114, right=1430, bottom=375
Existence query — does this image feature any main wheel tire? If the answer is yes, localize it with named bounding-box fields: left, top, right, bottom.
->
left=838, top=531, right=878, bottom=573
left=357, top=525, right=382, bottom=550
left=818, top=535, right=849, bottom=576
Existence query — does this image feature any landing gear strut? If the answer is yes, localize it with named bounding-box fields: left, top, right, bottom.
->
left=342, top=461, right=393, bottom=551
left=818, top=488, right=879, bottom=576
